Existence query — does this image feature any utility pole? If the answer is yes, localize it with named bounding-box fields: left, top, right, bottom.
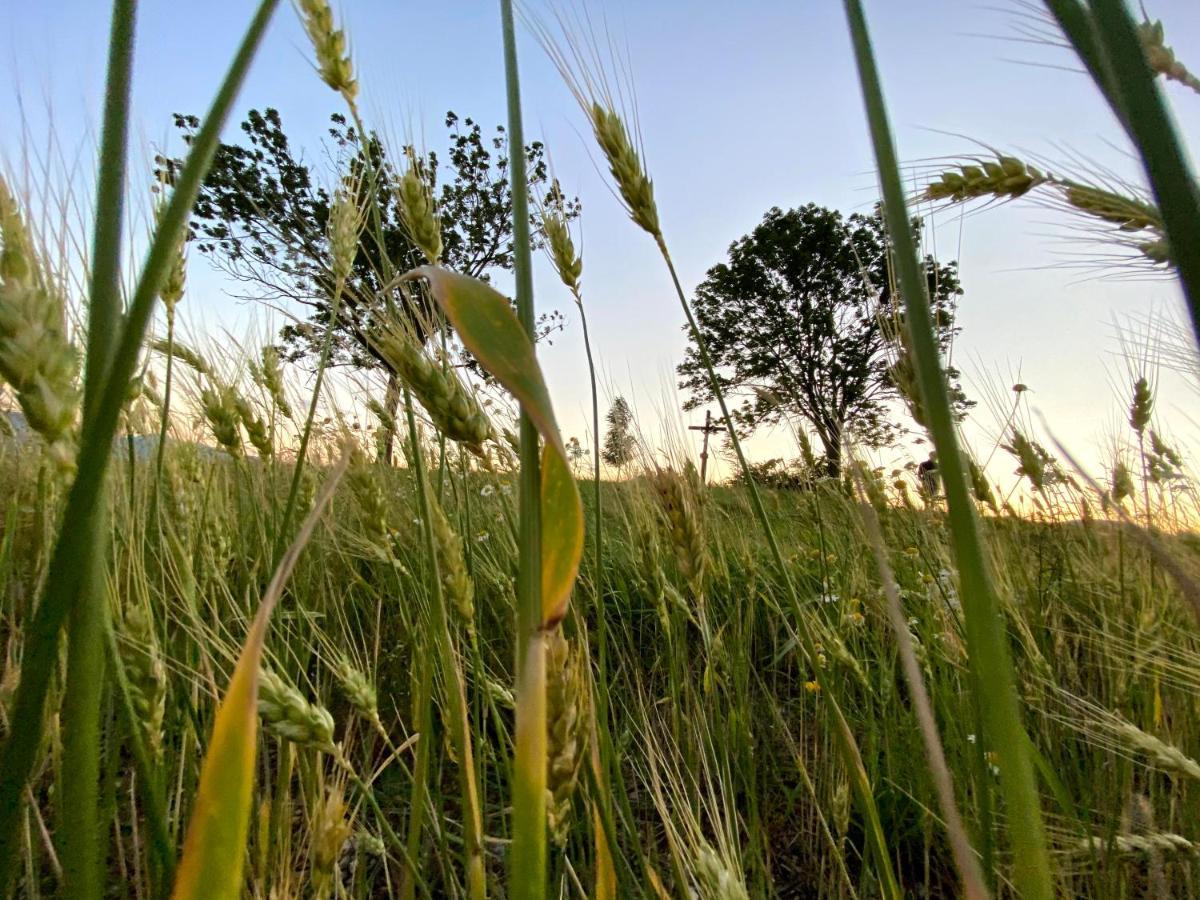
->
left=688, top=409, right=723, bottom=484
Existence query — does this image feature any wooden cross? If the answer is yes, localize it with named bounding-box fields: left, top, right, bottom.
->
left=688, top=409, right=724, bottom=484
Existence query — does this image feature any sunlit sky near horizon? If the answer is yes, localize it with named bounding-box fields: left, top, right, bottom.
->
left=3, top=1, right=1199, bottom=483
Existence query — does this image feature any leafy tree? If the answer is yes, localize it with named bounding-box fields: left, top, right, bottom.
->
left=602, top=397, right=637, bottom=469
left=678, top=204, right=969, bottom=476
left=160, top=108, right=571, bottom=457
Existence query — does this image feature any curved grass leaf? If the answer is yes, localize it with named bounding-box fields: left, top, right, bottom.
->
left=172, top=456, right=346, bottom=900
left=406, top=266, right=584, bottom=627
left=170, top=606, right=266, bottom=900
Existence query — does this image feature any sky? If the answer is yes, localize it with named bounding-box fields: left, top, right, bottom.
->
left=3, top=1, right=1199, bottom=482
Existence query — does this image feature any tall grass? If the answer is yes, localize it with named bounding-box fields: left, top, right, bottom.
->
left=0, top=0, right=1198, bottom=897
left=0, top=0, right=282, bottom=892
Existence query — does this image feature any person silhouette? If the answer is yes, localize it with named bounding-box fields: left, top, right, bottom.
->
left=918, top=452, right=940, bottom=499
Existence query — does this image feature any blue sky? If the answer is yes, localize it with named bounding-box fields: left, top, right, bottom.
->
left=3, top=1, right=1198, bottom=479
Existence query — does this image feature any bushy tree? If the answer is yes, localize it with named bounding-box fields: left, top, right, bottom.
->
left=160, top=108, right=572, bottom=457
left=602, top=397, right=637, bottom=469
left=678, top=204, right=969, bottom=476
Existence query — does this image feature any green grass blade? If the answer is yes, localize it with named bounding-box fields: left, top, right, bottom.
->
left=500, top=4, right=551, bottom=894
left=841, top=1, right=1054, bottom=896
left=82, top=0, right=135, bottom=418
left=1084, top=0, right=1200, bottom=343
left=0, top=2, right=281, bottom=886
left=58, top=2, right=137, bottom=894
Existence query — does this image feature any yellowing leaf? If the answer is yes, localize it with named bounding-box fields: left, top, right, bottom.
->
left=172, top=457, right=347, bottom=899
left=409, top=266, right=583, bottom=626
left=170, top=613, right=265, bottom=900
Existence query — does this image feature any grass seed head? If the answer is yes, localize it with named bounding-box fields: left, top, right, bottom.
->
left=1074, top=832, right=1197, bottom=859
left=0, top=177, right=79, bottom=472
left=367, top=397, right=396, bottom=460
left=297, top=0, right=357, bottom=102
left=309, top=779, right=353, bottom=897
left=332, top=655, right=378, bottom=725
left=258, top=667, right=336, bottom=752
left=347, top=449, right=393, bottom=551
left=541, top=209, right=582, bottom=294
left=1110, top=460, right=1135, bottom=504
left=1064, top=183, right=1164, bottom=234
left=429, top=497, right=475, bottom=634
left=234, top=395, right=273, bottom=458
left=1138, top=18, right=1200, bottom=95
left=1004, top=430, right=1051, bottom=492
left=923, top=155, right=1046, bottom=203
left=373, top=323, right=492, bottom=453
left=651, top=468, right=706, bottom=598
left=120, top=604, right=166, bottom=757
left=1129, top=377, right=1154, bottom=436
left=397, top=158, right=442, bottom=266
left=151, top=338, right=211, bottom=376
left=545, top=628, right=587, bottom=847
left=967, top=457, right=996, bottom=510
left=1111, top=719, right=1200, bottom=782
left=327, top=184, right=362, bottom=287
left=694, top=840, right=750, bottom=900
left=154, top=194, right=187, bottom=311
left=201, top=384, right=244, bottom=457
left=589, top=103, right=661, bottom=238
left=256, top=345, right=293, bottom=419
left=0, top=178, right=34, bottom=284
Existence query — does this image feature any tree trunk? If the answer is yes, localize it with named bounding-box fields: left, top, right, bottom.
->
left=379, top=369, right=402, bottom=465
left=818, top=425, right=842, bottom=477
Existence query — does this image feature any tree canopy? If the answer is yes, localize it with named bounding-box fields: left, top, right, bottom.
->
left=678, top=203, right=969, bottom=475
left=602, top=397, right=637, bottom=468
left=161, top=108, right=570, bottom=374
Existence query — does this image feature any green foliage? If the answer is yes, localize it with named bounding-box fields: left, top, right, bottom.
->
left=163, top=108, right=570, bottom=373
left=6, top=3, right=1200, bottom=899
left=678, top=204, right=969, bottom=475
left=601, top=396, right=636, bottom=468
left=729, top=456, right=821, bottom=491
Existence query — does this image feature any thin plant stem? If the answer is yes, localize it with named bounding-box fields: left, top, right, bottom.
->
left=841, top=2, right=1053, bottom=895
left=500, top=2, right=548, bottom=898
left=61, top=1, right=136, bottom=895
left=274, top=278, right=346, bottom=564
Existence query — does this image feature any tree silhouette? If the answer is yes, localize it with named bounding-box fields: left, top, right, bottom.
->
left=160, top=108, right=573, bottom=458
left=602, top=397, right=637, bottom=469
left=678, top=204, right=969, bottom=476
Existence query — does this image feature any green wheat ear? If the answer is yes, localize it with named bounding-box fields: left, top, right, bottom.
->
left=588, top=103, right=661, bottom=238
left=540, top=208, right=581, bottom=293
left=372, top=321, right=493, bottom=454
left=0, top=177, right=81, bottom=474
left=397, top=156, right=443, bottom=266
left=923, top=155, right=1047, bottom=202
left=297, top=0, right=357, bottom=102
